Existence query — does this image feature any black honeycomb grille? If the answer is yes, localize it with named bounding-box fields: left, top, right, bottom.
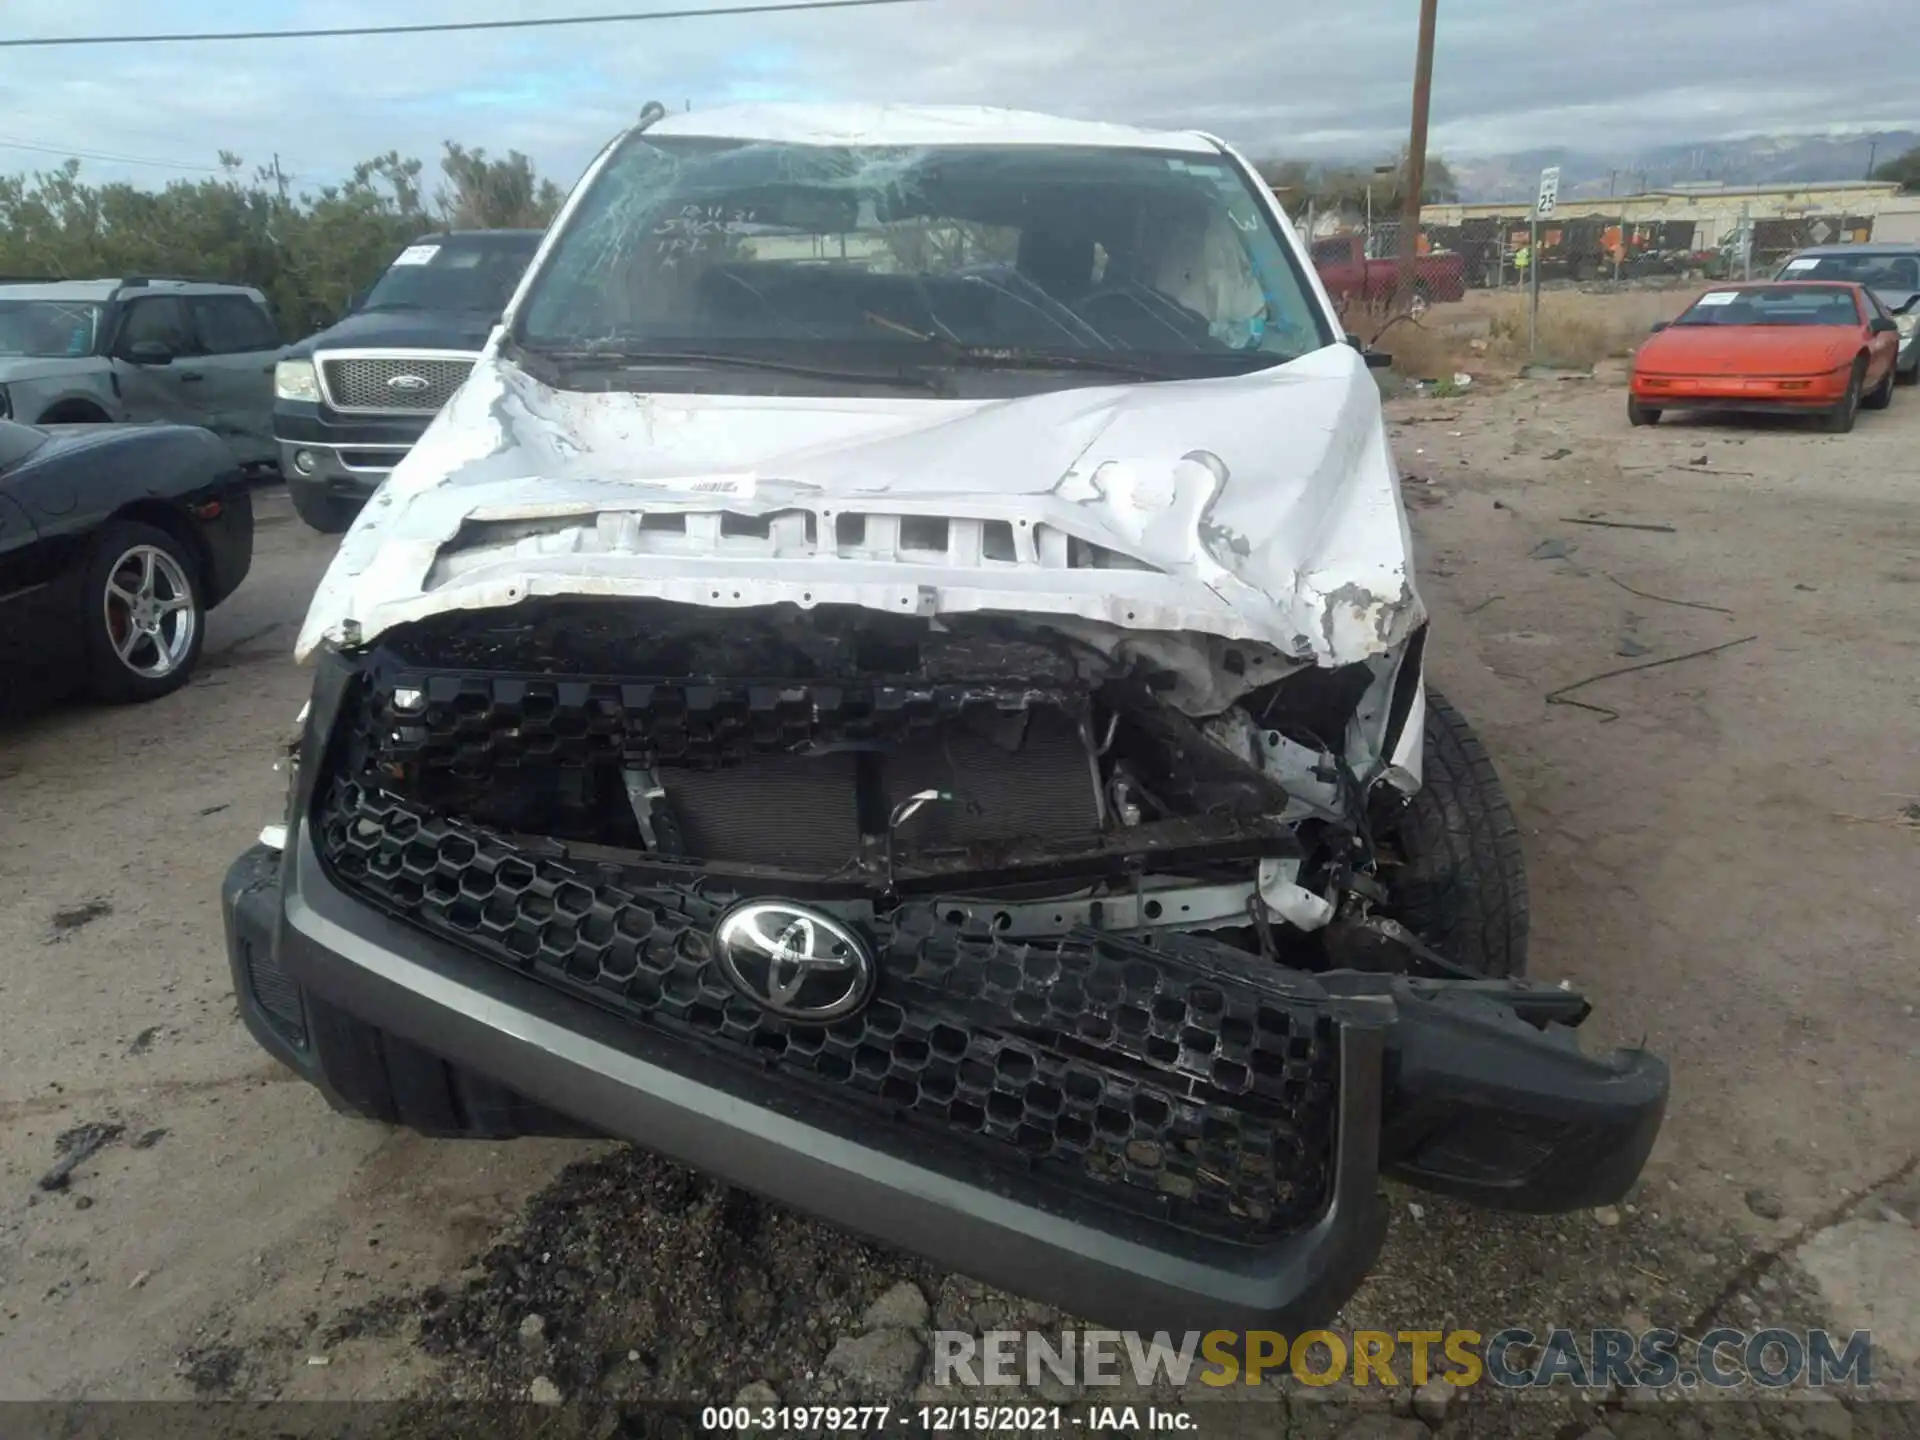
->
left=366, top=671, right=1080, bottom=774
left=314, top=773, right=1342, bottom=1243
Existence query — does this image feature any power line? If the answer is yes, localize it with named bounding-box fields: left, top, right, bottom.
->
left=0, top=135, right=228, bottom=173
left=0, top=0, right=926, bottom=49
left=0, top=135, right=309, bottom=181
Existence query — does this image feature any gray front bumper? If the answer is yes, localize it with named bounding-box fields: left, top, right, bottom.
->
left=233, top=832, right=1392, bottom=1332
left=220, top=655, right=1667, bottom=1332
left=277, top=441, right=401, bottom=502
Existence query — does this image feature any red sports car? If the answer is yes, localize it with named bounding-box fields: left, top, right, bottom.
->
left=1628, top=281, right=1902, bottom=432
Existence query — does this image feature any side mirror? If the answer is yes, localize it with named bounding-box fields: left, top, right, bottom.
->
left=346, top=286, right=371, bottom=315
left=1347, top=332, right=1394, bottom=369
left=1868, top=317, right=1898, bottom=335
left=125, top=340, right=175, bottom=365
left=1649, top=321, right=1670, bottom=333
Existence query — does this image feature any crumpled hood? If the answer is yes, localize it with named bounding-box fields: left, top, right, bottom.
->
left=296, top=342, right=1422, bottom=678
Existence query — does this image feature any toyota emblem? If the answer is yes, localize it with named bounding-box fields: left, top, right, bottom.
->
left=714, top=900, right=874, bottom=1022
left=386, top=373, right=431, bottom=392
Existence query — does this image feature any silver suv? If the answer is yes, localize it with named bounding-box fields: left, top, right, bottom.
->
left=0, top=277, right=282, bottom=468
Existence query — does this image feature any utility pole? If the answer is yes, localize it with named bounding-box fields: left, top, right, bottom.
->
left=1392, top=0, right=1438, bottom=319
left=1865, top=140, right=1878, bottom=181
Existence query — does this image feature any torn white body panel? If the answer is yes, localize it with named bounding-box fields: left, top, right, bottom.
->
left=296, top=98, right=1423, bottom=783
left=644, top=104, right=1228, bottom=154
left=296, top=342, right=1422, bottom=691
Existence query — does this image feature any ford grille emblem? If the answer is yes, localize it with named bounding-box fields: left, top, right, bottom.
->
left=715, top=901, right=874, bottom=1022
left=386, top=373, right=431, bottom=392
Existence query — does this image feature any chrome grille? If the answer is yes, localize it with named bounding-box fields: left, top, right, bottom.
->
left=318, top=352, right=476, bottom=414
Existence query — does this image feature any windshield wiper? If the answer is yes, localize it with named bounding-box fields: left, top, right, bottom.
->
left=516, top=344, right=946, bottom=393
left=359, top=301, right=425, bottom=312
left=936, top=347, right=1201, bottom=381
left=861, top=317, right=1264, bottom=381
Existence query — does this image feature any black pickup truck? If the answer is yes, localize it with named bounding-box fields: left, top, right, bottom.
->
left=272, top=230, right=542, bottom=533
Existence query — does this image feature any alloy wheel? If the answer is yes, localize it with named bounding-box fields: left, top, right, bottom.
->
left=102, top=544, right=196, bottom=679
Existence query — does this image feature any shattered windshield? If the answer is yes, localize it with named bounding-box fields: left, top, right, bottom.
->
left=0, top=299, right=104, bottom=358
left=515, top=136, right=1331, bottom=375
left=363, top=234, right=541, bottom=314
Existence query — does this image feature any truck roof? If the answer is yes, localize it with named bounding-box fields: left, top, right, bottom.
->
left=1785, top=241, right=1920, bottom=257
left=0, top=277, right=267, bottom=303
left=644, top=104, right=1224, bottom=155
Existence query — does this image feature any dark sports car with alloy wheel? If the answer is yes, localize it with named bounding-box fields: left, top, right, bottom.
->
left=0, top=418, right=254, bottom=703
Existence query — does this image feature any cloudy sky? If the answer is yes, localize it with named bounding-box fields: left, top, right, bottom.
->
left=1, top=0, right=1915, bottom=194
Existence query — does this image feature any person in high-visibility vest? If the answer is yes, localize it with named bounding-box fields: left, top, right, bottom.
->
left=1514, top=243, right=1531, bottom=275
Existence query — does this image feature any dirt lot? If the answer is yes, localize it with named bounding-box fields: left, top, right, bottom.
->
left=1, top=361, right=1916, bottom=1432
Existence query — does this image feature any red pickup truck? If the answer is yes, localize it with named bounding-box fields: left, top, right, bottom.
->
left=1308, top=233, right=1467, bottom=316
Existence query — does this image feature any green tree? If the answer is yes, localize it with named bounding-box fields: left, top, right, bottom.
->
left=1409, top=152, right=1461, bottom=205
left=1872, top=144, right=1920, bottom=194
left=1250, top=152, right=1460, bottom=212
left=437, top=143, right=566, bottom=229
left=0, top=140, right=566, bottom=338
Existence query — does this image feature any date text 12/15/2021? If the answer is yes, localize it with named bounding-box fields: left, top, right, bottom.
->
left=699, top=1406, right=1196, bottom=1432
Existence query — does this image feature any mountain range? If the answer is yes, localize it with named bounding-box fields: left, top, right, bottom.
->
left=1444, top=131, right=1918, bottom=203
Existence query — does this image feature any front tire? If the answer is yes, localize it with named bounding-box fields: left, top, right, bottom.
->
left=36, top=401, right=112, bottom=425
left=1823, top=359, right=1864, bottom=433
left=1863, top=360, right=1895, bottom=411
left=1376, top=690, right=1530, bottom=977
left=288, top=480, right=361, bottom=535
left=81, top=521, right=205, bottom=704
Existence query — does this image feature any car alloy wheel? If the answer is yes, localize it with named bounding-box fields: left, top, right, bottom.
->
left=103, top=543, right=198, bottom=679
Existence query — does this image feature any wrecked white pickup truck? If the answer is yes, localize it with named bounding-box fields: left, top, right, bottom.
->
left=223, top=103, right=1666, bottom=1331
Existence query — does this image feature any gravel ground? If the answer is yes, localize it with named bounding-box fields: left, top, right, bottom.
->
left=1, top=369, right=1916, bottom=1436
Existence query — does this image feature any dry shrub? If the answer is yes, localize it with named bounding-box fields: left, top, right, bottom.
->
left=1528, top=307, right=1619, bottom=368
left=1378, top=286, right=1693, bottom=379
left=1373, top=316, right=1459, bottom=382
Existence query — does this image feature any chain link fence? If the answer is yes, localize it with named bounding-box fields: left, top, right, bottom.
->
left=1289, top=206, right=1893, bottom=307
left=1281, top=198, right=1909, bottom=363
